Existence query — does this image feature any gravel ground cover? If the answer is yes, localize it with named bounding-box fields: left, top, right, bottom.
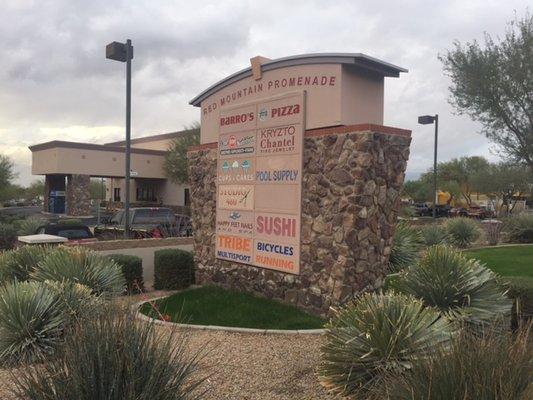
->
left=0, top=292, right=334, bottom=400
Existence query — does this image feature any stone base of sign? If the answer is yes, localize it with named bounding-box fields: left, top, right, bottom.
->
left=188, top=124, right=411, bottom=316
left=66, top=174, right=91, bottom=216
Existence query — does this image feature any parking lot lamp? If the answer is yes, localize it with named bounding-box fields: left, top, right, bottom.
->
left=418, top=114, right=439, bottom=219
left=106, top=39, right=133, bottom=238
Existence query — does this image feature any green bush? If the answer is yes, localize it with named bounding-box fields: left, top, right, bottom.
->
left=0, top=223, right=17, bottom=250
left=0, top=281, right=65, bottom=364
left=504, top=213, right=533, bottom=243
left=388, top=222, right=423, bottom=273
left=154, top=249, right=194, bottom=290
left=107, top=254, right=143, bottom=293
left=318, top=292, right=452, bottom=397
left=13, top=307, right=206, bottom=399
left=0, top=245, right=49, bottom=282
left=445, top=217, right=481, bottom=248
left=397, top=245, right=511, bottom=326
left=43, top=280, right=101, bottom=322
left=57, top=218, right=83, bottom=226
left=31, top=246, right=125, bottom=296
left=17, top=216, right=46, bottom=235
left=420, top=224, right=449, bottom=246
left=376, top=326, right=533, bottom=400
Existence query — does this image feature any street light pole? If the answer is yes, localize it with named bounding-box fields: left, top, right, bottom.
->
left=418, top=114, right=439, bottom=220
left=106, top=39, right=134, bottom=239
left=124, top=39, right=132, bottom=239
left=432, top=115, right=439, bottom=220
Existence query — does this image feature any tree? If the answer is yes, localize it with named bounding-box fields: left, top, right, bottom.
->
left=163, top=123, right=200, bottom=184
left=471, top=162, right=532, bottom=215
left=419, top=156, right=489, bottom=206
left=402, top=180, right=432, bottom=202
left=440, top=13, right=533, bottom=173
left=24, top=180, right=45, bottom=200
left=0, top=155, right=15, bottom=188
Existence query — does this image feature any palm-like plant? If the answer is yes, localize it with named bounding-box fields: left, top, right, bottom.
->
left=420, top=224, right=449, bottom=246
left=0, top=281, right=65, bottom=364
left=389, top=222, right=424, bottom=273
left=0, top=245, right=49, bottom=282
left=396, top=245, right=511, bottom=325
left=31, top=247, right=125, bottom=296
left=445, top=217, right=481, bottom=248
left=17, top=217, right=46, bottom=235
left=44, top=280, right=101, bottom=322
left=318, top=292, right=452, bottom=397
left=13, top=307, right=206, bottom=400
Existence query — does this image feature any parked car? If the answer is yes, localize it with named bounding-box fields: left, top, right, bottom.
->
left=428, top=204, right=451, bottom=218
left=94, top=207, right=189, bottom=239
left=412, top=202, right=431, bottom=217
left=35, top=223, right=97, bottom=244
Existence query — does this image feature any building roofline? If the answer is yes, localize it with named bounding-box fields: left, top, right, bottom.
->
left=105, top=130, right=188, bottom=146
left=28, top=140, right=167, bottom=156
left=189, top=53, right=408, bottom=107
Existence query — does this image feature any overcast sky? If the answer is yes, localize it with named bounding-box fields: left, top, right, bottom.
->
left=0, top=0, right=530, bottom=185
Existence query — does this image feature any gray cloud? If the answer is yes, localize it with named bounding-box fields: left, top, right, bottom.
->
left=0, top=0, right=529, bottom=185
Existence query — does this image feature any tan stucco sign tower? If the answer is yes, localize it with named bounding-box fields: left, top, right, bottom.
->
left=188, top=53, right=411, bottom=315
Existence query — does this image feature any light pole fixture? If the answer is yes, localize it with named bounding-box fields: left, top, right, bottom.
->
left=106, top=39, right=133, bottom=239
left=418, top=114, right=439, bottom=219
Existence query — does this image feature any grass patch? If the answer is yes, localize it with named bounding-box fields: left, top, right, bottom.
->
left=140, top=285, right=325, bottom=330
left=463, top=245, right=533, bottom=278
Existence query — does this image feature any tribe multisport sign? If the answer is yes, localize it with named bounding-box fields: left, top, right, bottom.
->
left=215, top=92, right=305, bottom=275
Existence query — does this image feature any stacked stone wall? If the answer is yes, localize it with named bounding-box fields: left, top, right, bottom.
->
left=188, top=126, right=411, bottom=315
left=66, top=174, right=91, bottom=216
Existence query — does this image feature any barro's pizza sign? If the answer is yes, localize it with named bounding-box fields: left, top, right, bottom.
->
left=215, top=92, right=305, bottom=274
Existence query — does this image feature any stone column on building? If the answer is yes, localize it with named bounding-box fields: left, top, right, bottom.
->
left=188, top=125, right=411, bottom=316
left=66, top=174, right=91, bottom=216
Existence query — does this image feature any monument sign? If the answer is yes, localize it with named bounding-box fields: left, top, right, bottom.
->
left=215, top=92, right=305, bottom=274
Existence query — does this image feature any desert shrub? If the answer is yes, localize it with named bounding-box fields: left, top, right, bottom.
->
left=483, top=219, right=503, bottom=245
left=504, top=277, right=533, bottom=330
left=376, top=325, right=533, bottom=400
left=31, top=246, right=125, bottom=296
left=17, top=216, right=46, bottom=235
left=388, top=222, right=423, bottom=273
left=0, top=281, right=65, bottom=364
left=0, top=223, right=17, bottom=250
left=445, top=217, right=481, bottom=248
left=318, top=292, right=452, bottom=397
left=43, top=280, right=101, bottom=322
left=0, top=245, right=49, bottom=282
left=107, top=254, right=143, bottom=293
left=154, top=249, right=194, bottom=290
left=504, top=213, right=533, bottom=243
left=396, top=245, right=511, bottom=326
left=398, top=205, right=415, bottom=219
left=13, top=307, right=206, bottom=399
left=420, top=224, right=449, bottom=246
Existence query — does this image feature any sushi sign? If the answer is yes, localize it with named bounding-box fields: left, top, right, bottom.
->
left=215, top=92, right=305, bottom=274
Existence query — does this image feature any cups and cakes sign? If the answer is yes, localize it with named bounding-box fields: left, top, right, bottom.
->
left=215, top=91, right=305, bottom=275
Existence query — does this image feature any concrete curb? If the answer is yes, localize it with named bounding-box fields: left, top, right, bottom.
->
left=133, top=295, right=325, bottom=336
left=465, top=243, right=533, bottom=252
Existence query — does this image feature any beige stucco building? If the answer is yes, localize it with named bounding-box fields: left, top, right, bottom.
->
left=29, top=52, right=406, bottom=216
left=29, top=131, right=190, bottom=215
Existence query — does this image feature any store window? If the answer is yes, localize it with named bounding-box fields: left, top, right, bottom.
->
left=136, top=186, right=156, bottom=202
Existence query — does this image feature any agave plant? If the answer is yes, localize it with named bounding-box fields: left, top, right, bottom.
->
left=445, top=217, right=481, bottom=248
left=420, top=224, right=449, bottom=246
left=13, top=306, right=206, bottom=399
left=318, top=292, right=452, bottom=397
left=31, top=247, right=125, bottom=296
left=43, top=280, right=101, bottom=322
left=396, top=245, right=511, bottom=325
left=0, top=245, right=49, bottom=282
left=0, top=281, right=65, bottom=364
left=388, top=222, right=424, bottom=273
left=376, top=325, right=533, bottom=400
left=17, top=216, right=46, bottom=236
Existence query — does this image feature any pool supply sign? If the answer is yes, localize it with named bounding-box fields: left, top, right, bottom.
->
left=215, top=92, right=305, bottom=274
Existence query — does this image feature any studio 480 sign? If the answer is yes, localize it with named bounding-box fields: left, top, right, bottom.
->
left=215, top=92, right=305, bottom=275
